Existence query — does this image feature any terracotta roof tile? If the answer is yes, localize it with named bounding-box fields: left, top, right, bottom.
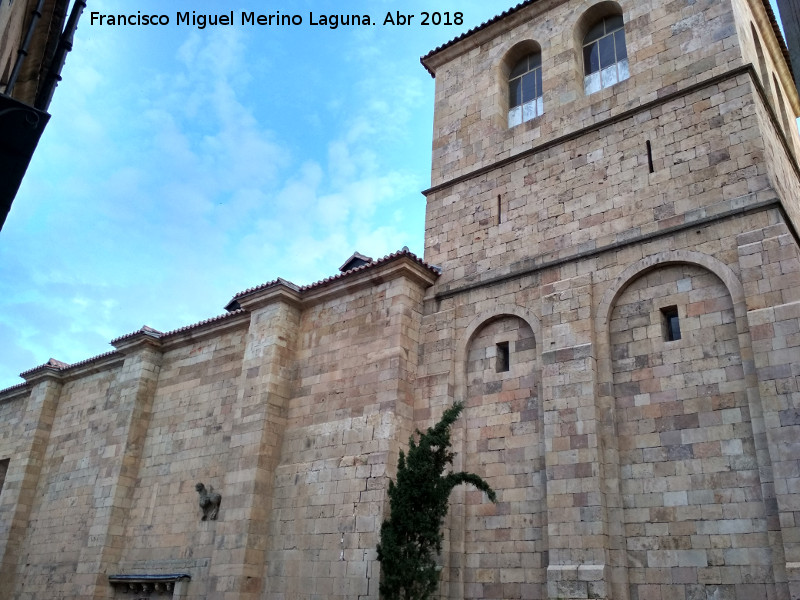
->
left=19, top=358, right=69, bottom=377
left=62, top=351, right=121, bottom=372
left=111, top=311, right=249, bottom=345
left=228, top=278, right=293, bottom=304
left=11, top=251, right=436, bottom=389
left=297, top=248, right=436, bottom=291
left=0, top=381, right=29, bottom=395
left=111, top=326, right=164, bottom=345
left=421, top=1, right=793, bottom=80
left=420, top=0, right=539, bottom=75
left=18, top=352, right=121, bottom=379
left=230, top=248, right=439, bottom=303
left=762, top=0, right=795, bottom=80
left=159, top=309, right=247, bottom=339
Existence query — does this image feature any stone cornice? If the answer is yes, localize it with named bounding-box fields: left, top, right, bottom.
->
left=231, top=254, right=439, bottom=312
left=228, top=249, right=439, bottom=312
left=4, top=352, right=127, bottom=395
left=432, top=195, right=789, bottom=301
left=158, top=309, right=251, bottom=350
left=420, top=0, right=548, bottom=76
left=111, top=326, right=164, bottom=354
left=299, top=253, right=439, bottom=307
left=8, top=252, right=438, bottom=387
left=232, top=279, right=303, bottom=311
left=0, top=382, right=32, bottom=403
left=748, top=0, right=800, bottom=113
left=19, top=358, right=68, bottom=384
left=56, top=352, right=125, bottom=381
left=109, top=310, right=253, bottom=352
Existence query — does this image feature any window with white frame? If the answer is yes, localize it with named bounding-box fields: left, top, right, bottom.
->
left=508, top=52, right=543, bottom=127
left=583, top=15, right=629, bottom=94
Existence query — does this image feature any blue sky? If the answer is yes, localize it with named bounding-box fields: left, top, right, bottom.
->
left=0, top=0, right=513, bottom=389
left=0, top=0, right=793, bottom=389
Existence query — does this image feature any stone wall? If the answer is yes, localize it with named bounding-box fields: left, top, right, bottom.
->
left=0, top=254, right=436, bottom=600
left=418, top=0, right=800, bottom=598
left=264, top=275, right=427, bottom=600
left=611, top=264, right=775, bottom=599
left=462, top=316, right=545, bottom=599
left=423, top=0, right=748, bottom=187
left=424, top=72, right=773, bottom=291
left=2, top=0, right=800, bottom=599
left=117, top=330, right=246, bottom=597
left=13, top=369, right=119, bottom=598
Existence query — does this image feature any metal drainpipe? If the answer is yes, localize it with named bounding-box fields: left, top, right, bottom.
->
left=4, top=0, right=47, bottom=97
left=35, top=0, right=87, bottom=111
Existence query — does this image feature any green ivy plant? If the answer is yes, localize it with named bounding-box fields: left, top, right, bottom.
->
left=377, top=401, right=497, bottom=600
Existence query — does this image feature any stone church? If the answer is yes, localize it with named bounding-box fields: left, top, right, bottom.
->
left=2, top=0, right=800, bottom=598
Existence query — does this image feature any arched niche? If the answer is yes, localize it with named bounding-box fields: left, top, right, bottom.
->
left=603, top=259, right=775, bottom=599
left=452, top=308, right=547, bottom=599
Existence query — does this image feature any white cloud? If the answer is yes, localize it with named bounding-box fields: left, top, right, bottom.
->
left=0, top=0, right=457, bottom=388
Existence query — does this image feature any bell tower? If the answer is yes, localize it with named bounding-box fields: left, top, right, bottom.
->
left=418, top=0, right=800, bottom=599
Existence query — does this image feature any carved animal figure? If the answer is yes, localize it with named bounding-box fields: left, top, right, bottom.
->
left=195, top=482, right=221, bottom=521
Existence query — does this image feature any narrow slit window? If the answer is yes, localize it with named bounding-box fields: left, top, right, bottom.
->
left=646, top=140, right=654, bottom=173
left=0, top=458, right=8, bottom=498
left=661, top=306, right=681, bottom=341
left=497, top=194, right=502, bottom=225
left=496, top=341, right=510, bottom=372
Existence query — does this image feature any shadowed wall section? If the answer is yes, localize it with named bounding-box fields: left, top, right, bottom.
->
left=460, top=315, right=546, bottom=600
left=610, top=264, right=779, bottom=599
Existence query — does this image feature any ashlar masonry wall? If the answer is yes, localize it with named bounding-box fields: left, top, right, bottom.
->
left=424, top=0, right=750, bottom=187
left=419, top=0, right=800, bottom=598
left=423, top=71, right=775, bottom=291
left=2, top=0, right=800, bottom=598
left=11, top=368, right=121, bottom=598
left=264, top=270, right=429, bottom=600
left=418, top=212, right=800, bottom=600
left=610, top=264, right=776, bottom=599
left=0, top=253, right=438, bottom=600
left=117, top=328, right=247, bottom=595
left=462, top=316, right=546, bottom=599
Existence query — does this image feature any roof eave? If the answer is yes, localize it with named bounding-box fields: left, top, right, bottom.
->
left=158, top=310, right=251, bottom=350
left=420, top=0, right=541, bottom=76
left=229, top=279, right=304, bottom=312
left=300, top=253, right=439, bottom=307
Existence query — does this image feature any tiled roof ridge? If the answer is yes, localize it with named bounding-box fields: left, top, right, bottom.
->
left=46, top=358, right=69, bottom=369
left=18, top=351, right=121, bottom=378
left=62, top=351, right=121, bottom=371
left=420, top=0, right=538, bottom=75
left=229, top=277, right=294, bottom=302
left=111, top=310, right=248, bottom=344
left=9, top=251, right=435, bottom=389
left=419, top=0, right=793, bottom=81
left=0, top=380, right=29, bottom=395
left=110, top=325, right=164, bottom=345
left=230, top=247, right=439, bottom=302
left=298, top=247, right=438, bottom=292
left=10, top=311, right=249, bottom=389
left=761, top=0, right=795, bottom=81
left=18, top=358, right=68, bottom=377
left=159, top=309, right=247, bottom=338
